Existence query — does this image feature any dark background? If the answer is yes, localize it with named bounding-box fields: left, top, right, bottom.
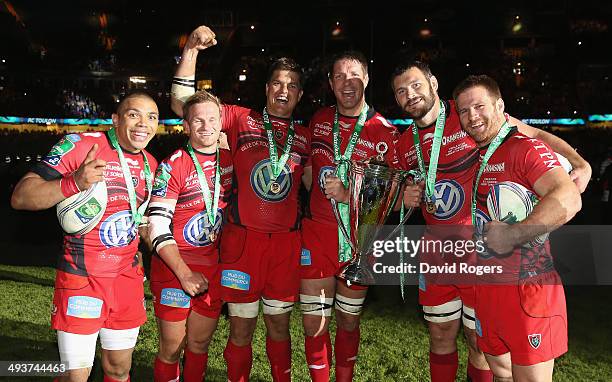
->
left=0, top=0, right=611, bottom=267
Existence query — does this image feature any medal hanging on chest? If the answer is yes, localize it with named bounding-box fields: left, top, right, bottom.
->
left=186, top=142, right=221, bottom=242
left=262, top=108, right=295, bottom=195
left=425, top=200, right=436, bottom=214
left=412, top=101, right=446, bottom=215
left=270, top=181, right=282, bottom=194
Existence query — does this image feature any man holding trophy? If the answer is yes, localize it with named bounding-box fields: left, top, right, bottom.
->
left=300, top=51, right=399, bottom=381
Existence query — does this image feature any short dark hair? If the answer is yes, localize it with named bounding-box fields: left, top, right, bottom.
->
left=452, top=74, right=502, bottom=101
left=329, top=50, right=368, bottom=77
left=267, top=57, right=304, bottom=88
left=390, top=60, right=433, bottom=88
left=116, top=91, right=156, bottom=114
left=182, top=90, right=222, bottom=121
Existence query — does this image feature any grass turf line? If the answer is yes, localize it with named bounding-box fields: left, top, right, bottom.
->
left=0, top=264, right=611, bottom=381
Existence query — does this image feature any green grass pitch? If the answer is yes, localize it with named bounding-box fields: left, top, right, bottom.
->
left=0, top=264, right=611, bottom=381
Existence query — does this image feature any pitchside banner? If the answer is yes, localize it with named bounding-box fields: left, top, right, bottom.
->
left=346, top=225, right=612, bottom=286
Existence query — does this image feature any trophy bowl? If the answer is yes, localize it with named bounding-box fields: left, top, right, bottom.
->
left=332, top=160, right=420, bottom=285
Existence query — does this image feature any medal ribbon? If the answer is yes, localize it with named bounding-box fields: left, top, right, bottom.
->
left=185, top=142, right=221, bottom=229
left=471, top=122, right=513, bottom=226
left=262, top=107, right=295, bottom=192
left=332, top=104, right=369, bottom=262
left=107, top=128, right=152, bottom=226
left=411, top=101, right=446, bottom=209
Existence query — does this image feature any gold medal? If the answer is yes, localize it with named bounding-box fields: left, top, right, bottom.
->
left=270, top=181, right=281, bottom=194
left=208, top=232, right=217, bottom=242
left=426, top=201, right=436, bottom=214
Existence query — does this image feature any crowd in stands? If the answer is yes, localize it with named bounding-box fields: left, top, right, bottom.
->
left=57, top=90, right=106, bottom=119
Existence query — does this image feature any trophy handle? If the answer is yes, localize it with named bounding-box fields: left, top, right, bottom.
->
left=331, top=198, right=356, bottom=253
left=378, top=170, right=422, bottom=243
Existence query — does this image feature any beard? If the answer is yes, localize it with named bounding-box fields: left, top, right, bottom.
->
left=403, top=85, right=436, bottom=120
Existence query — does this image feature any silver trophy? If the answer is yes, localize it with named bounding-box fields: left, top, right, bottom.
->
left=332, top=159, right=421, bottom=285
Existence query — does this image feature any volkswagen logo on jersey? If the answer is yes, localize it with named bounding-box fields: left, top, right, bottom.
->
left=250, top=158, right=292, bottom=202
left=474, top=209, right=493, bottom=259
left=183, top=209, right=223, bottom=246
left=432, top=180, right=464, bottom=220
left=318, top=166, right=335, bottom=192
left=99, top=211, right=138, bottom=248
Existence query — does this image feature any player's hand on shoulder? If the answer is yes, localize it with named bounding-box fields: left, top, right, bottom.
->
left=186, top=25, right=217, bottom=51
left=403, top=180, right=424, bottom=208
left=324, top=175, right=349, bottom=203
left=74, top=143, right=106, bottom=191
left=178, top=270, right=209, bottom=296
left=483, top=220, right=515, bottom=256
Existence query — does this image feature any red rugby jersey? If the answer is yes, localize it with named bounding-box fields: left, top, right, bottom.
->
left=221, top=104, right=310, bottom=232
left=32, top=132, right=158, bottom=277
left=307, top=105, right=399, bottom=225
left=397, top=100, right=479, bottom=226
left=474, top=130, right=562, bottom=282
left=152, top=146, right=233, bottom=266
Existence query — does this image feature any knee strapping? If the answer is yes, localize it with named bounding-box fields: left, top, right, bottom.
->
left=334, top=294, right=365, bottom=315
left=300, top=294, right=333, bottom=317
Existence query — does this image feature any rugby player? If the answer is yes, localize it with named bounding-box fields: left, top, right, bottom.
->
left=300, top=51, right=399, bottom=381
left=453, top=74, right=581, bottom=381
left=148, top=91, right=232, bottom=382
left=11, top=93, right=159, bottom=382
left=170, top=26, right=311, bottom=382
left=393, top=61, right=590, bottom=382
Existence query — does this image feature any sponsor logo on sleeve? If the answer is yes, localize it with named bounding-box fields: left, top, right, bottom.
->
left=44, top=136, right=77, bottom=167
left=152, top=162, right=172, bottom=197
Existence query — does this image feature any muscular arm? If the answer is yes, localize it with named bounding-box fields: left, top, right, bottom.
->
left=12, top=143, right=105, bottom=211
left=11, top=172, right=64, bottom=211
left=170, top=26, right=217, bottom=117
left=509, top=168, right=581, bottom=246
left=148, top=197, right=207, bottom=296
left=512, top=116, right=591, bottom=192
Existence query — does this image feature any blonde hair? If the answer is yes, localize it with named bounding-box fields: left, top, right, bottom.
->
left=182, top=90, right=222, bottom=120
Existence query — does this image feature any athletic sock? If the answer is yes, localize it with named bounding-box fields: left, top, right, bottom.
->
left=153, top=356, right=180, bottom=382
left=305, top=332, right=332, bottom=382
left=265, top=336, right=292, bottom=382
left=430, top=350, right=458, bottom=382
left=467, top=361, right=494, bottom=382
left=334, top=327, right=360, bottom=382
left=223, top=340, right=252, bottom=382
left=183, top=348, right=208, bottom=382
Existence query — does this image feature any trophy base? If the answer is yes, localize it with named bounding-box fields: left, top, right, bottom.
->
left=338, top=262, right=376, bottom=285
